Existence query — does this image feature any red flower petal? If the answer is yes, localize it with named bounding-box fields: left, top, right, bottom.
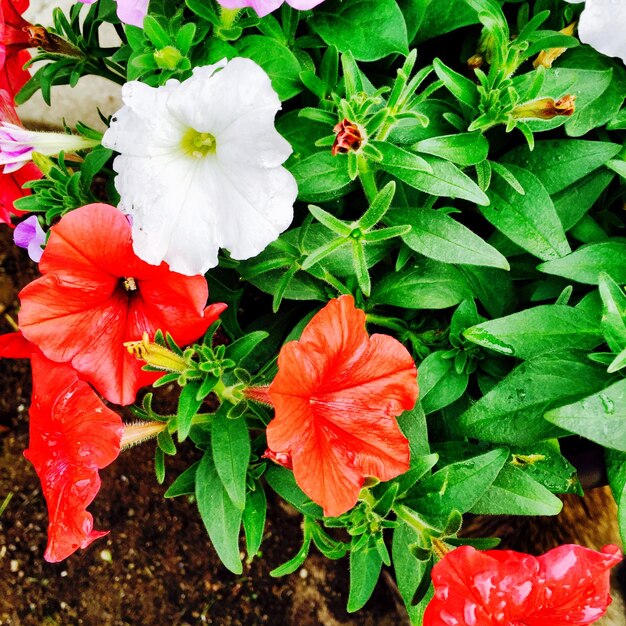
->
left=24, top=352, right=123, bottom=562
left=266, top=295, right=418, bottom=517
left=0, top=0, right=32, bottom=102
left=424, top=544, right=622, bottom=626
left=18, top=203, right=226, bottom=405
left=0, top=330, right=32, bottom=358
left=531, top=544, right=623, bottom=625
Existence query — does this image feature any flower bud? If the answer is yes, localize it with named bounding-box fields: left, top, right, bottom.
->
left=512, top=95, right=576, bottom=120
left=331, top=119, right=364, bottom=156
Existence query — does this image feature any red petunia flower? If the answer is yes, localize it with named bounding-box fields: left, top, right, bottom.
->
left=424, top=544, right=623, bottom=626
left=266, top=295, right=418, bottom=517
left=24, top=352, right=124, bottom=562
left=0, top=90, right=40, bottom=225
left=18, top=203, right=227, bottom=405
left=0, top=0, right=33, bottom=101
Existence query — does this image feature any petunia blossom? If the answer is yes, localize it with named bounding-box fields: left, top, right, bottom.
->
left=102, top=57, right=297, bottom=276
left=78, top=0, right=148, bottom=28
left=24, top=352, right=124, bottom=562
left=14, top=214, right=45, bottom=261
left=0, top=90, right=41, bottom=225
left=216, top=0, right=325, bottom=18
left=424, top=543, right=623, bottom=626
left=18, top=203, right=227, bottom=405
left=564, top=0, right=626, bottom=63
left=0, top=0, right=33, bottom=101
left=265, top=295, right=418, bottom=517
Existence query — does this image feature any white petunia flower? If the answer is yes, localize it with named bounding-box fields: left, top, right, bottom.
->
left=564, top=0, right=626, bottom=63
left=102, top=58, right=297, bottom=276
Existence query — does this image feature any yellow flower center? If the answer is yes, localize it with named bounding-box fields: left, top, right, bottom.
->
left=180, top=128, right=217, bottom=159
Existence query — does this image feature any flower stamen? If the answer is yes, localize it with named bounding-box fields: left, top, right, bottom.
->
left=181, top=128, right=217, bottom=159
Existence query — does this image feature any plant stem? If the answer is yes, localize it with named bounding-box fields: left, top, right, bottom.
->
left=357, top=155, right=378, bottom=204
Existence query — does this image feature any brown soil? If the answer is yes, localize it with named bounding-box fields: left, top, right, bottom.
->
left=0, top=227, right=404, bottom=626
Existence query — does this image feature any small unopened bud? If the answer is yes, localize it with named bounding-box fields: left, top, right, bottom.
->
left=124, top=332, right=188, bottom=372
left=534, top=22, right=577, bottom=69
left=467, top=54, right=484, bottom=70
left=331, top=119, right=364, bottom=156
left=25, top=26, right=84, bottom=58
left=120, top=420, right=168, bottom=450
left=154, top=46, right=183, bottom=70
left=512, top=95, right=576, bottom=120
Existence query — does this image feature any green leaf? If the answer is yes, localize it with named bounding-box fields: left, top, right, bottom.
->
left=164, top=461, right=199, bottom=498
left=432, top=58, right=479, bottom=108
left=372, top=258, right=472, bottom=309
left=311, top=0, right=409, bottom=61
left=177, top=382, right=202, bottom=442
left=392, top=524, right=429, bottom=625
left=599, top=272, right=626, bottom=354
left=386, top=207, right=509, bottom=270
left=418, top=351, right=469, bottom=414
left=242, top=482, right=266, bottom=559
left=264, top=465, right=323, bottom=518
left=224, top=331, right=269, bottom=364
left=413, top=132, right=489, bottom=166
left=483, top=164, right=570, bottom=261
left=545, top=379, right=626, bottom=452
left=290, top=152, right=353, bottom=202
left=606, top=450, right=626, bottom=545
left=397, top=401, right=430, bottom=458
left=143, top=15, right=170, bottom=48
left=458, top=352, right=611, bottom=445
left=459, top=266, right=516, bottom=319
left=413, top=0, right=479, bottom=42
left=510, top=442, right=581, bottom=495
left=347, top=546, right=383, bottom=612
left=196, top=451, right=243, bottom=574
left=503, top=140, right=621, bottom=195
left=408, top=449, right=509, bottom=517
left=470, top=463, right=563, bottom=516
left=377, top=146, right=489, bottom=205
left=211, top=411, right=251, bottom=510
left=464, top=305, right=603, bottom=359
left=553, top=170, right=615, bottom=231
left=538, top=241, right=626, bottom=285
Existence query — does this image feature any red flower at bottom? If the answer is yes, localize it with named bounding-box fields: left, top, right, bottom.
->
left=266, top=295, right=418, bottom=517
left=424, top=544, right=622, bottom=626
left=24, top=352, right=123, bottom=562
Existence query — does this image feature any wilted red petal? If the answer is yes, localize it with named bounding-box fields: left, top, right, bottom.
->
left=424, top=544, right=622, bottom=626
left=18, top=203, right=226, bottom=405
left=267, top=295, right=418, bottom=517
left=24, top=352, right=123, bottom=562
left=0, top=330, right=32, bottom=358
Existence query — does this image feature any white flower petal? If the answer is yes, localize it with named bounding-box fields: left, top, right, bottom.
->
left=211, top=160, right=297, bottom=260
left=103, top=58, right=297, bottom=275
left=577, top=0, right=626, bottom=62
